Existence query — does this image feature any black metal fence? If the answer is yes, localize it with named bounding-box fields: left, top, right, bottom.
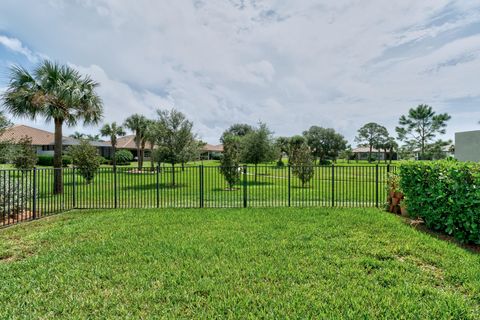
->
left=0, top=164, right=396, bottom=228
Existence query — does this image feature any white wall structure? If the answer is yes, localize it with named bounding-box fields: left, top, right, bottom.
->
left=455, top=130, right=480, bottom=162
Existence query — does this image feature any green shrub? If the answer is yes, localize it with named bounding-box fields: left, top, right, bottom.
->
left=67, top=141, right=101, bottom=184
left=0, top=171, right=33, bottom=218
left=399, top=161, right=480, bottom=244
left=37, top=155, right=54, bottom=166
left=12, top=136, right=38, bottom=170
left=115, top=149, right=133, bottom=165
left=62, top=155, right=72, bottom=167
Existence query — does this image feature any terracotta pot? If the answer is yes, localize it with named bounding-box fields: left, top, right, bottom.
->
left=391, top=198, right=400, bottom=206
left=393, top=191, right=403, bottom=199
left=400, top=206, right=408, bottom=217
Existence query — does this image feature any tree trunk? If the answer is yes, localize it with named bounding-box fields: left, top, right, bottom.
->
left=53, top=118, right=63, bottom=194
left=136, top=142, right=141, bottom=171
left=140, top=140, right=146, bottom=169
left=112, top=145, right=117, bottom=169
left=368, top=145, right=373, bottom=163
left=255, top=163, right=257, bottom=182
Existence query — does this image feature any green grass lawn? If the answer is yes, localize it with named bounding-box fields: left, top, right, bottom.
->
left=0, top=208, right=479, bottom=318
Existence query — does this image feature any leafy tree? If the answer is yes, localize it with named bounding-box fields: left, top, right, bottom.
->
left=0, top=111, right=13, bottom=164
left=355, top=123, right=389, bottom=163
left=303, top=126, right=347, bottom=164
left=115, top=149, right=133, bottom=165
left=240, top=122, right=275, bottom=182
left=124, top=114, right=148, bottom=170
left=290, top=143, right=314, bottom=188
left=153, top=109, right=198, bottom=186
left=219, top=134, right=241, bottom=189
left=69, top=131, right=85, bottom=140
left=424, top=139, right=452, bottom=160
left=274, top=136, right=290, bottom=166
left=339, top=145, right=354, bottom=163
left=143, top=120, right=157, bottom=170
left=12, top=136, right=38, bottom=170
left=67, top=140, right=101, bottom=184
left=380, top=137, right=398, bottom=163
left=396, top=104, right=451, bottom=160
left=2, top=61, right=103, bottom=194
left=287, top=135, right=307, bottom=165
left=100, top=122, right=126, bottom=169
left=220, top=123, right=253, bottom=143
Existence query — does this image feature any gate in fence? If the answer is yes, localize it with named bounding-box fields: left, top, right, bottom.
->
left=0, top=164, right=395, bottom=228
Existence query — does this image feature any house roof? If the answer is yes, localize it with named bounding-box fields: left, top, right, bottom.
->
left=115, top=135, right=137, bottom=149
left=0, top=124, right=110, bottom=147
left=202, top=144, right=223, bottom=152
left=352, top=147, right=383, bottom=153
left=114, top=135, right=154, bottom=150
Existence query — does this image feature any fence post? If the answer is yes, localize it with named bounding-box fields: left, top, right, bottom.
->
left=113, top=166, right=118, bottom=209
left=331, top=164, right=335, bottom=207
left=288, top=165, right=291, bottom=207
left=71, top=167, right=76, bottom=209
left=156, top=165, right=160, bottom=208
left=243, top=165, right=248, bottom=208
left=32, top=167, right=37, bottom=219
left=375, top=164, right=379, bottom=208
left=387, top=164, right=390, bottom=174
left=199, top=165, right=204, bottom=208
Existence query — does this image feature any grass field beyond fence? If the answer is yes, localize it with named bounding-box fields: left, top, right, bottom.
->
left=0, top=207, right=479, bottom=318
left=1, top=164, right=395, bottom=227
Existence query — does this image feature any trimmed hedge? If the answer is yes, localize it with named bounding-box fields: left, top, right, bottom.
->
left=399, top=161, right=480, bottom=244
left=37, top=155, right=72, bottom=167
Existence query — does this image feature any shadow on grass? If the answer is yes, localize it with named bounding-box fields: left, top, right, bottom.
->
left=121, top=183, right=187, bottom=191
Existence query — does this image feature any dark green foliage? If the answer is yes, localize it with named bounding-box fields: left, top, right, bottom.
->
left=12, top=136, right=38, bottom=170
left=355, top=123, right=389, bottom=163
left=67, top=140, right=101, bottom=184
left=303, top=126, right=347, bottom=163
left=220, top=123, right=254, bottom=143
left=219, top=135, right=241, bottom=189
left=37, top=155, right=54, bottom=166
left=37, top=155, right=71, bottom=167
left=240, top=123, right=275, bottom=181
left=396, top=104, right=451, bottom=160
left=115, top=149, right=134, bottom=165
left=399, top=161, right=480, bottom=244
left=290, top=143, right=314, bottom=187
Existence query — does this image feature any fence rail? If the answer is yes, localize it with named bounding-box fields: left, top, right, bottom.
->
left=0, top=164, right=396, bottom=228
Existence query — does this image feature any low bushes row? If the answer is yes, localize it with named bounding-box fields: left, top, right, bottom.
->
left=37, top=155, right=72, bottom=167
left=398, top=161, right=480, bottom=244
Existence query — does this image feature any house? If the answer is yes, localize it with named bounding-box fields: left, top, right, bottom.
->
left=455, top=130, right=480, bottom=162
left=0, top=124, right=112, bottom=158
left=352, top=146, right=397, bottom=161
left=201, top=144, right=223, bottom=160
left=114, top=135, right=155, bottom=159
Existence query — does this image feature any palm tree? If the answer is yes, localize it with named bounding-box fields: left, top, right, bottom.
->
left=70, top=131, right=85, bottom=140
left=144, top=120, right=157, bottom=171
left=124, top=114, right=148, bottom=170
left=2, top=61, right=103, bottom=194
left=100, top=122, right=126, bottom=169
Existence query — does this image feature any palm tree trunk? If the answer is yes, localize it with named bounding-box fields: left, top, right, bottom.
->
left=136, top=144, right=141, bottom=171
left=112, top=145, right=117, bottom=170
left=53, top=118, right=63, bottom=194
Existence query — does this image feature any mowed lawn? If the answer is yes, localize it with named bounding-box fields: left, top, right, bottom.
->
left=0, top=208, right=479, bottom=318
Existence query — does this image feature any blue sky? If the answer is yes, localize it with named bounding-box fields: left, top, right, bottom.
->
left=1, top=0, right=480, bottom=144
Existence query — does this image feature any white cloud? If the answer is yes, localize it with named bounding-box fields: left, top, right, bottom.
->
left=0, top=35, right=40, bottom=62
left=0, top=0, right=480, bottom=143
